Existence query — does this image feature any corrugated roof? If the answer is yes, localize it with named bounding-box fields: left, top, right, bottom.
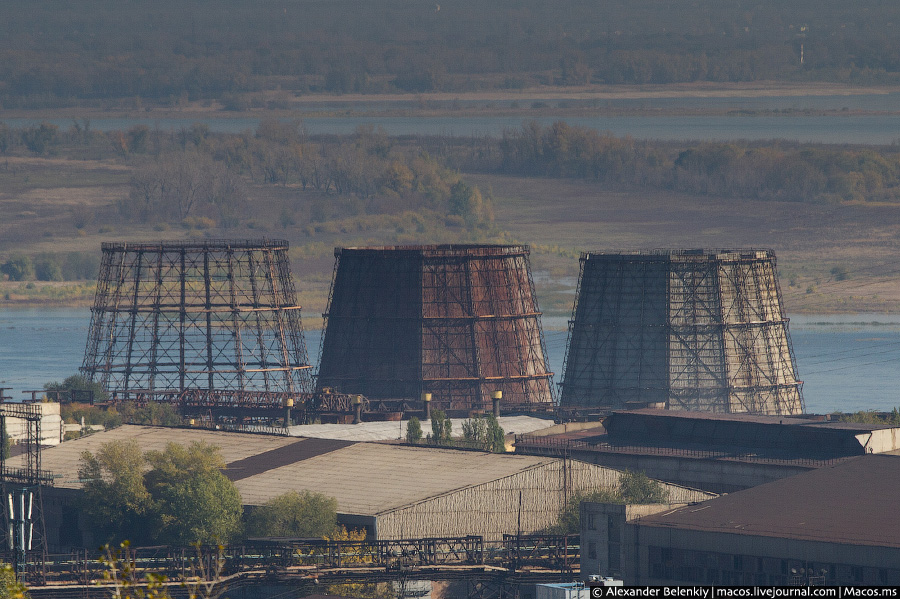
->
left=24, top=425, right=299, bottom=488
left=30, top=426, right=558, bottom=517
left=234, top=443, right=556, bottom=514
left=224, top=438, right=356, bottom=481
left=636, top=454, right=900, bottom=548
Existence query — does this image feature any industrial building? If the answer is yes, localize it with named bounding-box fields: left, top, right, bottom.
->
left=516, top=408, right=900, bottom=493
left=581, top=455, right=900, bottom=586
left=80, top=240, right=313, bottom=396
left=21, top=425, right=711, bottom=551
left=317, top=245, right=555, bottom=413
left=560, top=250, right=803, bottom=416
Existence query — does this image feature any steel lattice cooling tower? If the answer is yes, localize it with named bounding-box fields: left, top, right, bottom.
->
left=317, top=245, right=555, bottom=412
left=81, top=240, right=313, bottom=395
left=560, top=249, right=804, bottom=415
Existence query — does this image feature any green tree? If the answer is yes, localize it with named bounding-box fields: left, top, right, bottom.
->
left=44, top=373, right=109, bottom=403
left=79, top=440, right=152, bottom=544
left=430, top=409, right=452, bottom=442
left=143, top=442, right=243, bottom=546
left=406, top=417, right=422, bottom=443
left=21, top=122, right=58, bottom=155
left=246, top=491, right=338, bottom=538
left=461, top=414, right=506, bottom=452
left=548, top=470, right=670, bottom=534
left=79, top=440, right=243, bottom=547
left=0, top=255, right=34, bottom=281
left=33, top=254, right=63, bottom=282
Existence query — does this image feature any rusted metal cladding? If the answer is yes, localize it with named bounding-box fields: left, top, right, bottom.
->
left=80, top=240, right=313, bottom=395
left=560, top=249, right=804, bottom=415
left=317, top=245, right=555, bottom=411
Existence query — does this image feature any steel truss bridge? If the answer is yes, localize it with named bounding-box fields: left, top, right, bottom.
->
left=13, top=534, right=580, bottom=598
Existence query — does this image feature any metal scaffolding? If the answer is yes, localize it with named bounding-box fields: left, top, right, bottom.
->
left=80, top=240, right=313, bottom=396
left=560, top=249, right=804, bottom=415
left=317, top=245, right=555, bottom=413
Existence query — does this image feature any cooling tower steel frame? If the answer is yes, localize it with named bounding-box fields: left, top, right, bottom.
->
left=317, top=245, right=555, bottom=412
left=560, top=249, right=804, bottom=415
left=80, top=240, right=313, bottom=396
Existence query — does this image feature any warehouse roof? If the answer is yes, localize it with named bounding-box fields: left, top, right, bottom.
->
left=636, top=454, right=900, bottom=548
left=234, top=443, right=557, bottom=514
left=36, top=425, right=301, bottom=489
left=31, top=425, right=559, bottom=516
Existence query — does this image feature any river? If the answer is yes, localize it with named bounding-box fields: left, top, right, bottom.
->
left=1, top=308, right=898, bottom=415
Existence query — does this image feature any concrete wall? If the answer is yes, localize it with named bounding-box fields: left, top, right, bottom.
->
left=624, top=524, right=900, bottom=586
left=580, top=502, right=693, bottom=581
left=5, top=402, right=63, bottom=446
left=858, top=428, right=900, bottom=454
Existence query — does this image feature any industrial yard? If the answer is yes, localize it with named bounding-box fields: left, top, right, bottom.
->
left=0, top=237, right=896, bottom=596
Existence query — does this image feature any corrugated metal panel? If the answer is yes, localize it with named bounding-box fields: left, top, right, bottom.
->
left=376, top=459, right=711, bottom=541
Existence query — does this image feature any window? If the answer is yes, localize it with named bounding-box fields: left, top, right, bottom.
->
left=588, top=542, right=597, bottom=560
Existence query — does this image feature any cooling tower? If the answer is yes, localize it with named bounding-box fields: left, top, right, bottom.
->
left=317, top=245, right=555, bottom=412
left=81, top=240, right=313, bottom=395
left=560, top=249, right=804, bottom=415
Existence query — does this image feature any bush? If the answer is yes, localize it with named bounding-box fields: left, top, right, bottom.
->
left=406, top=417, right=422, bottom=443
left=246, top=491, right=338, bottom=538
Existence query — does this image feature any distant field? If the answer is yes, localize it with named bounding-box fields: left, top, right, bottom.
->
left=3, top=105, right=900, bottom=316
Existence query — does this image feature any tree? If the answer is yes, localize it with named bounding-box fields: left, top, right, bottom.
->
left=79, top=440, right=152, bottom=544
left=548, top=470, right=670, bottom=534
left=0, top=563, right=27, bottom=599
left=21, top=122, right=58, bottom=155
left=143, top=442, right=243, bottom=546
left=0, top=255, right=34, bottom=281
left=79, top=440, right=243, bottom=547
left=430, top=409, right=452, bottom=442
left=461, top=414, right=506, bottom=452
left=406, top=417, right=422, bottom=443
left=246, top=491, right=338, bottom=538
left=34, top=254, right=63, bottom=281
left=44, top=373, right=109, bottom=403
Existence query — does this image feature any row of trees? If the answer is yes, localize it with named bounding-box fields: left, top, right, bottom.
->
left=405, top=411, right=506, bottom=452
left=80, top=440, right=345, bottom=547
left=118, top=121, right=494, bottom=229
left=495, top=121, right=900, bottom=203
left=0, top=253, right=99, bottom=282
left=4, top=0, right=900, bottom=106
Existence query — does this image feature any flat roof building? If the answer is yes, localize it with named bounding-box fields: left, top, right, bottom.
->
left=583, top=455, right=900, bottom=586
left=518, top=409, right=900, bottom=492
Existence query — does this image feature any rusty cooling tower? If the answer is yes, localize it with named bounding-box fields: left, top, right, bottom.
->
left=317, top=245, right=555, bottom=412
left=81, top=240, right=313, bottom=395
left=560, top=249, right=804, bottom=415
